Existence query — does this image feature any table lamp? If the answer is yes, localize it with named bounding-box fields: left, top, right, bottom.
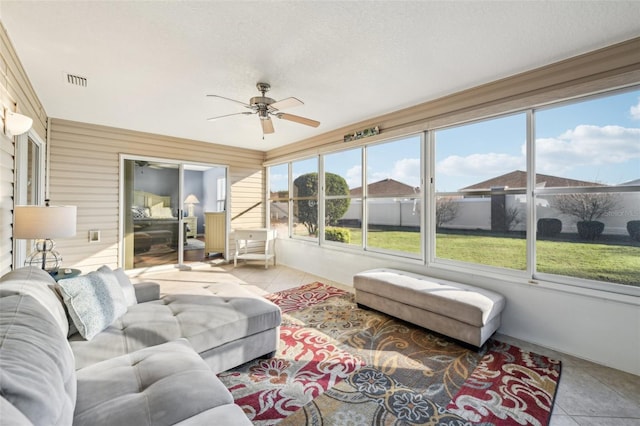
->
left=13, top=202, right=77, bottom=272
left=184, top=194, right=200, bottom=217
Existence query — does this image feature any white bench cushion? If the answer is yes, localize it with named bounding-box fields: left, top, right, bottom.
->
left=354, top=268, right=506, bottom=347
left=354, top=269, right=505, bottom=327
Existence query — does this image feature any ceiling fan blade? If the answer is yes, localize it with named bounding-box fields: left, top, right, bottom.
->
left=261, top=117, right=275, bottom=134
left=207, top=111, right=254, bottom=121
left=277, top=113, right=320, bottom=128
left=206, top=94, right=252, bottom=109
left=269, top=97, right=303, bottom=111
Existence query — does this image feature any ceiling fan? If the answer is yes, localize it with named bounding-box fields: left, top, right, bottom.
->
left=206, top=82, right=320, bottom=135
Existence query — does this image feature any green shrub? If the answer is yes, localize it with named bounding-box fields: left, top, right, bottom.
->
left=293, top=172, right=350, bottom=235
left=325, top=227, right=351, bottom=243
left=627, top=221, right=640, bottom=242
left=537, top=218, right=562, bottom=237
left=577, top=220, right=605, bottom=240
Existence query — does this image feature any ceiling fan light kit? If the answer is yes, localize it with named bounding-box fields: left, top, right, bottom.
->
left=207, top=82, right=320, bottom=136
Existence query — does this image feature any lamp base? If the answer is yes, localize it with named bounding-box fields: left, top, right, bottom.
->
left=24, top=239, right=62, bottom=273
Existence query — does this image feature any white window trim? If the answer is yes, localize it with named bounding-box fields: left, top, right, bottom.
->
left=13, top=130, right=46, bottom=268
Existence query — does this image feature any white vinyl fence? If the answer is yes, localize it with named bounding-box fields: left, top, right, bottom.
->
left=273, top=193, right=639, bottom=236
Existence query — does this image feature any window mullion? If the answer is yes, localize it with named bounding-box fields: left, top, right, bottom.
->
left=526, top=109, right=536, bottom=278
left=361, top=146, right=367, bottom=250
left=318, top=155, right=324, bottom=245
left=288, top=163, right=293, bottom=238
left=425, top=130, right=434, bottom=265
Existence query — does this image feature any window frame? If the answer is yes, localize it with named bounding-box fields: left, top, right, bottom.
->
left=290, top=156, right=320, bottom=241
left=13, top=130, right=46, bottom=268
left=431, top=111, right=529, bottom=272
left=321, top=147, right=364, bottom=249
left=362, top=135, right=424, bottom=259
left=266, top=84, right=640, bottom=297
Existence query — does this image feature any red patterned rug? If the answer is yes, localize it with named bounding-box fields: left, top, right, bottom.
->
left=218, top=323, right=363, bottom=424
left=219, top=283, right=561, bottom=426
left=447, top=340, right=561, bottom=425
left=264, top=281, right=348, bottom=313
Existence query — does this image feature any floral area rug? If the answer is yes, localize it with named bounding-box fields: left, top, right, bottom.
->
left=447, top=341, right=561, bottom=425
left=218, top=283, right=561, bottom=425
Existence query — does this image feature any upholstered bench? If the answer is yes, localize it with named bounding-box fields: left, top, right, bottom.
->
left=354, top=268, right=506, bottom=347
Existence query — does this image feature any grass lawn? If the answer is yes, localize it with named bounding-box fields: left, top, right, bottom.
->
left=345, top=229, right=639, bottom=286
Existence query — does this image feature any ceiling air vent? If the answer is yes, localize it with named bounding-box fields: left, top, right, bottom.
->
left=65, top=73, right=87, bottom=87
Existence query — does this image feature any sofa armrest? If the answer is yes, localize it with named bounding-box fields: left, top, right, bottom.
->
left=133, top=282, right=160, bottom=303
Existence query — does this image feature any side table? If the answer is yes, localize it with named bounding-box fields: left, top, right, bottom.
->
left=233, top=228, right=277, bottom=269
left=51, top=268, right=82, bottom=282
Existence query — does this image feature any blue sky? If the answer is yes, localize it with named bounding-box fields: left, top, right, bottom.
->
left=271, top=89, right=640, bottom=192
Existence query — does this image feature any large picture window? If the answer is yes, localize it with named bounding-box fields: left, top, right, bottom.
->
left=434, top=113, right=528, bottom=271
left=534, top=90, right=640, bottom=287
left=292, top=157, right=319, bottom=239
left=365, top=136, right=422, bottom=256
left=324, top=148, right=362, bottom=247
left=268, top=163, right=289, bottom=238
left=268, top=135, right=423, bottom=258
left=267, top=86, right=639, bottom=293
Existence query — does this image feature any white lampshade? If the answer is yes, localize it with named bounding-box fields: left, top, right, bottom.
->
left=184, top=194, right=200, bottom=204
left=5, top=110, right=33, bottom=135
left=14, top=205, right=77, bottom=239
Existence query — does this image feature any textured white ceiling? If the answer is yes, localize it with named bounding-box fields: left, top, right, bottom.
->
left=1, top=1, right=639, bottom=151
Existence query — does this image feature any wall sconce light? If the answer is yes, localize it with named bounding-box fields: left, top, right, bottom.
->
left=13, top=202, right=77, bottom=272
left=184, top=194, right=200, bottom=217
left=4, top=109, right=33, bottom=135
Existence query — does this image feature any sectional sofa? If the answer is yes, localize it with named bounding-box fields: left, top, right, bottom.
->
left=0, top=266, right=282, bottom=425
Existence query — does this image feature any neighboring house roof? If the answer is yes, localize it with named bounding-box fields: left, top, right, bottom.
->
left=620, top=178, right=640, bottom=186
left=350, top=178, right=419, bottom=197
left=460, top=170, right=604, bottom=191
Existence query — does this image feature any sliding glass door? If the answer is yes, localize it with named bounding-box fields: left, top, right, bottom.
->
left=121, top=156, right=227, bottom=270
left=124, top=159, right=180, bottom=269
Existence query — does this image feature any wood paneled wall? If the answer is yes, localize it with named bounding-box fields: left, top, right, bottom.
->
left=49, top=119, right=265, bottom=271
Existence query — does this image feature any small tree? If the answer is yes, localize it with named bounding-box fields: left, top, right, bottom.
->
left=553, top=192, right=619, bottom=222
left=436, top=197, right=459, bottom=229
left=293, top=172, right=350, bottom=235
left=505, top=206, right=523, bottom=231
left=553, top=192, right=619, bottom=240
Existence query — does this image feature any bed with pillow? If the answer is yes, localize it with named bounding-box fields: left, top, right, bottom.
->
left=132, top=191, right=185, bottom=251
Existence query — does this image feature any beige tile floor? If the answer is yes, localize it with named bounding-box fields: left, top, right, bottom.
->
left=134, top=263, right=640, bottom=425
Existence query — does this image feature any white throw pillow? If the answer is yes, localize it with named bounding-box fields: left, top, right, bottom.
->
left=97, top=265, right=138, bottom=306
left=57, top=271, right=127, bottom=340
left=150, top=203, right=174, bottom=218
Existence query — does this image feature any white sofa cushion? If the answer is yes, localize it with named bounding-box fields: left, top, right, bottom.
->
left=70, top=283, right=282, bottom=369
left=74, top=339, right=250, bottom=426
left=0, top=294, right=77, bottom=426
left=0, top=266, right=69, bottom=337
